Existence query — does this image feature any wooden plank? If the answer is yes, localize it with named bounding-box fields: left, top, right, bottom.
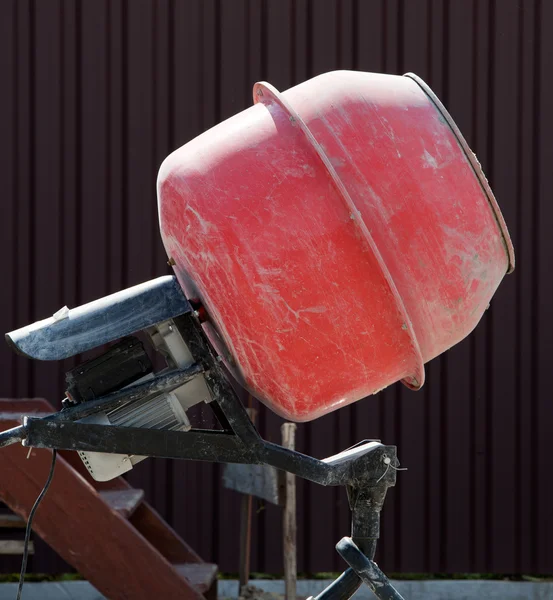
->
left=129, top=502, right=203, bottom=565
left=238, top=493, right=253, bottom=588
left=99, top=489, right=144, bottom=519
left=281, top=423, right=297, bottom=600
left=0, top=540, right=34, bottom=555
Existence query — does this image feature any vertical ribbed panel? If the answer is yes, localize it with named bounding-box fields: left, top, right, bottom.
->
left=0, top=0, right=548, bottom=575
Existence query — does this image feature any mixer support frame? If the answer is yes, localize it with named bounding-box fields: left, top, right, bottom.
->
left=0, top=308, right=405, bottom=600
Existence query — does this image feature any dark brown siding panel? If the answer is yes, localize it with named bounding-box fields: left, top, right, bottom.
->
left=489, top=0, right=519, bottom=573
left=471, top=0, right=493, bottom=572
left=0, top=0, right=549, bottom=575
left=0, top=1, right=25, bottom=575
left=0, top=0, right=16, bottom=402
left=442, top=0, right=474, bottom=572
left=518, top=0, right=538, bottom=575
left=398, top=0, right=430, bottom=574
left=14, top=1, right=33, bottom=400
left=537, top=0, right=553, bottom=574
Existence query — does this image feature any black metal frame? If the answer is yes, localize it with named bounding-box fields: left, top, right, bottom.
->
left=0, top=309, right=405, bottom=600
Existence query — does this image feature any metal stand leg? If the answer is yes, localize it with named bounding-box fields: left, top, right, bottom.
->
left=312, top=539, right=405, bottom=600
left=312, top=568, right=363, bottom=600
left=348, top=483, right=388, bottom=559
left=312, top=446, right=405, bottom=600
left=336, top=538, right=405, bottom=600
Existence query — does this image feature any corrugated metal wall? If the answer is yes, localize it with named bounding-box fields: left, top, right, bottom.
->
left=0, top=0, right=551, bottom=576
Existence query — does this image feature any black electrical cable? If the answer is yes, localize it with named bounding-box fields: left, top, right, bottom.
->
left=16, top=449, right=57, bottom=600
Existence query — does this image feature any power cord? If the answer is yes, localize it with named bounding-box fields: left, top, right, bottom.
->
left=16, top=449, right=57, bottom=600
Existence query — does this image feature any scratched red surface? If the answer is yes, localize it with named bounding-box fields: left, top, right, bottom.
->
left=158, top=71, right=512, bottom=422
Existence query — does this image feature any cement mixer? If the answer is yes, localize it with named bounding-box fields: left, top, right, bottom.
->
left=0, top=71, right=513, bottom=600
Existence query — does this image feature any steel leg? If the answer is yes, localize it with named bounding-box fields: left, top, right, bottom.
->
left=336, top=537, right=405, bottom=600
left=311, top=568, right=362, bottom=600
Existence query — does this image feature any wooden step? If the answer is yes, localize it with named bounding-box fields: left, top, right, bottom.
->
left=0, top=510, right=33, bottom=556
left=174, top=563, right=218, bottom=595
left=99, top=489, right=144, bottom=518
left=0, top=540, right=34, bottom=555
left=0, top=513, right=26, bottom=528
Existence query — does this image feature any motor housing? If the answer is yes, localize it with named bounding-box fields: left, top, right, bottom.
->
left=71, top=321, right=212, bottom=481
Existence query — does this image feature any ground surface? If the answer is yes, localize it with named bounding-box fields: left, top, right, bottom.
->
left=0, top=579, right=552, bottom=599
